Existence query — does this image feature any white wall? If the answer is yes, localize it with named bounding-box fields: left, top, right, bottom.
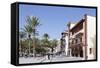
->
left=0, top=0, right=99, bottom=68
left=65, top=35, right=69, bottom=55
left=87, top=15, right=96, bottom=60
left=70, top=23, right=76, bottom=29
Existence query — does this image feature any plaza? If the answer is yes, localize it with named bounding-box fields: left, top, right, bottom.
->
left=19, top=55, right=84, bottom=64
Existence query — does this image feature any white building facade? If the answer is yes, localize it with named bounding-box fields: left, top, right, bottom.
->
left=87, top=15, right=96, bottom=60
left=62, top=14, right=96, bottom=60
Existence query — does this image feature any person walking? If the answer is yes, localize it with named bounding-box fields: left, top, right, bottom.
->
left=48, top=53, right=50, bottom=60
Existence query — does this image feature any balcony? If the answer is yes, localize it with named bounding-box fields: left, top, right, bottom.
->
left=69, top=42, right=84, bottom=48
left=70, top=29, right=84, bottom=39
left=69, top=35, right=84, bottom=48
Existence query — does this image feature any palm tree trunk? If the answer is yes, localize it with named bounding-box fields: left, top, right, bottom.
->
left=32, top=37, right=35, bottom=57
left=28, top=34, right=31, bottom=57
left=33, top=29, right=36, bottom=57
left=33, top=35, right=36, bottom=57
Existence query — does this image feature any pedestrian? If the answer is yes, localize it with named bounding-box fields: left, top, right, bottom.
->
left=48, top=53, right=50, bottom=60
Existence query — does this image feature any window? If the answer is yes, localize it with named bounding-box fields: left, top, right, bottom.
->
left=80, top=38, right=82, bottom=42
left=72, top=32, right=75, bottom=35
left=79, top=38, right=82, bottom=42
left=89, top=48, right=92, bottom=54
left=72, top=40, right=74, bottom=44
left=76, top=39, right=78, bottom=43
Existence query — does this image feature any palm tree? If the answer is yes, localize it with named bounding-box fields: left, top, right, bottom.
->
left=25, top=16, right=40, bottom=56
left=19, top=31, right=26, bottom=57
left=50, top=39, right=58, bottom=54
left=43, top=33, right=49, bottom=40
left=42, top=33, right=50, bottom=47
left=23, top=24, right=33, bottom=56
left=19, top=31, right=26, bottom=39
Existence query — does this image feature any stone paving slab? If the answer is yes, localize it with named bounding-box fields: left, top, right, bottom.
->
left=19, top=56, right=84, bottom=64
left=19, top=57, right=46, bottom=64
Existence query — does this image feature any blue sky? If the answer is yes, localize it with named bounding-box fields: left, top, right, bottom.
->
left=19, top=4, right=96, bottom=39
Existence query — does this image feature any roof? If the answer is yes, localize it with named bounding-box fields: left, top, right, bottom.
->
left=70, top=19, right=85, bottom=31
